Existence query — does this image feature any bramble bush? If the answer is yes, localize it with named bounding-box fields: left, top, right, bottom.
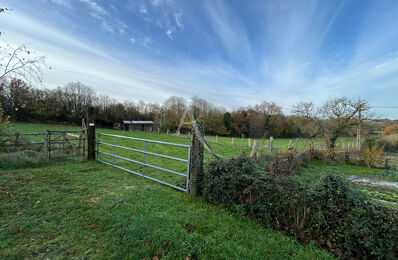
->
left=203, top=155, right=398, bottom=258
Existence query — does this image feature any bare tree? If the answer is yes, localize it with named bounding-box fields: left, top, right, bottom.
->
left=293, top=97, right=371, bottom=149
left=0, top=44, right=46, bottom=86
left=0, top=8, right=46, bottom=85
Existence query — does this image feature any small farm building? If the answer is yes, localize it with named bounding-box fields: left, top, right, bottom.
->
left=116, top=121, right=154, bottom=131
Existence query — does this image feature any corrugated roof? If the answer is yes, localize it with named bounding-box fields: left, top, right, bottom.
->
left=122, top=120, right=154, bottom=124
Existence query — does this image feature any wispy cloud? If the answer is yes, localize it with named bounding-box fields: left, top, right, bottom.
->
left=49, top=0, right=72, bottom=9
left=79, top=0, right=108, bottom=18
left=100, top=21, right=114, bottom=34
left=109, top=3, right=118, bottom=14
left=174, top=13, right=183, bottom=28
left=203, top=1, right=251, bottom=61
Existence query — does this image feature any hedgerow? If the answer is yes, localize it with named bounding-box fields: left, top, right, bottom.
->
left=202, top=155, right=398, bottom=258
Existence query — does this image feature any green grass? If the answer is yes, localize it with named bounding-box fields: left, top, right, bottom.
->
left=0, top=161, right=332, bottom=259
left=1, top=122, right=396, bottom=257
left=9, top=122, right=358, bottom=152
left=300, top=159, right=398, bottom=183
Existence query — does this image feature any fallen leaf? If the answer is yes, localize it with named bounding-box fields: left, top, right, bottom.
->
left=152, top=256, right=159, bottom=260
left=91, top=224, right=97, bottom=229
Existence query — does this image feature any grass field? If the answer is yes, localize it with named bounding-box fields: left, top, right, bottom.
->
left=1, top=122, right=396, bottom=258
left=0, top=161, right=333, bottom=259
left=6, top=123, right=360, bottom=191
left=9, top=122, right=358, bottom=155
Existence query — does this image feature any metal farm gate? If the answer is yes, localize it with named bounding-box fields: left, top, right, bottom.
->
left=96, top=133, right=191, bottom=192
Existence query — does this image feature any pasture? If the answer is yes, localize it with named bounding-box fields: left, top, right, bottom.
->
left=6, top=123, right=359, bottom=190
left=0, top=153, right=332, bottom=259
left=1, top=122, right=397, bottom=258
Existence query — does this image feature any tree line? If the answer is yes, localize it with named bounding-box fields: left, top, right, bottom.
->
left=1, top=79, right=377, bottom=142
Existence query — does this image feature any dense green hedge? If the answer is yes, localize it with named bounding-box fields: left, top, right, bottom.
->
left=202, top=155, right=398, bottom=258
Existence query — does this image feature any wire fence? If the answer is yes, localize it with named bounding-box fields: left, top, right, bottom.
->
left=0, top=130, right=86, bottom=162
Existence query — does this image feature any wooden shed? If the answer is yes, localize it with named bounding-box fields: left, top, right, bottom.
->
left=121, top=121, right=154, bottom=132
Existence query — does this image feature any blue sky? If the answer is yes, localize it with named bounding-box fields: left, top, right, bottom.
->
left=1, top=0, right=398, bottom=118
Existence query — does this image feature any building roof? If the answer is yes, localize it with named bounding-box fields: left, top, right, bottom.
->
left=122, top=120, right=154, bottom=125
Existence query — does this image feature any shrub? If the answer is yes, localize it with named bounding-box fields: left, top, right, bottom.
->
left=202, top=155, right=266, bottom=208
left=381, top=124, right=398, bottom=136
left=361, top=144, right=385, bottom=168
left=267, top=151, right=303, bottom=175
left=203, top=156, right=398, bottom=258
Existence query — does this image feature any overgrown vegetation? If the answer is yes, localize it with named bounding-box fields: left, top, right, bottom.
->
left=0, top=149, right=45, bottom=170
left=203, top=155, right=398, bottom=258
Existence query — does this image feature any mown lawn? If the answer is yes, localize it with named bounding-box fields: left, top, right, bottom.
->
left=0, top=161, right=332, bottom=259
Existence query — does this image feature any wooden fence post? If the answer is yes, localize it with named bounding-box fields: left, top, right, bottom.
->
left=269, top=136, right=273, bottom=153
left=251, top=140, right=259, bottom=157
left=167, top=129, right=169, bottom=135
left=288, top=139, right=292, bottom=150
left=216, top=135, right=218, bottom=143
left=87, top=107, right=96, bottom=160
left=189, top=120, right=204, bottom=196
left=43, top=130, right=49, bottom=162
left=14, top=133, right=20, bottom=147
left=82, top=129, right=86, bottom=160
left=232, top=137, right=234, bottom=145
left=248, top=138, right=251, bottom=147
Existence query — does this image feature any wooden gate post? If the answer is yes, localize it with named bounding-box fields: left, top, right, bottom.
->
left=87, top=107, right=96, bottom=160
left=189, top=120, right=204, bottom=196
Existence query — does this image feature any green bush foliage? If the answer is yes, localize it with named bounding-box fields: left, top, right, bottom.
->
left=203, top=155, right=398, bottom=258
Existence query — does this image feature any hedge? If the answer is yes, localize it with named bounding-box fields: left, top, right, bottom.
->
left=202, top=155, right=398, bottom=258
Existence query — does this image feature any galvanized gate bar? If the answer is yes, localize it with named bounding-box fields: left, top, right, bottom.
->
left=97, top=133, right=191, bottom=192
left=98, top=160, right=187, bottom=192
left=99, top=133, right=190, bottom=148
left=97, top=142, right=188, bottom=162
left=97, top=151, right=187, bottom=177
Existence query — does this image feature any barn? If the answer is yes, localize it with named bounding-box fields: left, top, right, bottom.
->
left=119, top=120, right=154, bottom=131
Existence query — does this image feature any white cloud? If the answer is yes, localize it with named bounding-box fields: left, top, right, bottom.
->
left=130, top=38, right=136, bottom=44
left=139, top=5, right=148, bottom=14
left=166, top=30, right=172, bottom=39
